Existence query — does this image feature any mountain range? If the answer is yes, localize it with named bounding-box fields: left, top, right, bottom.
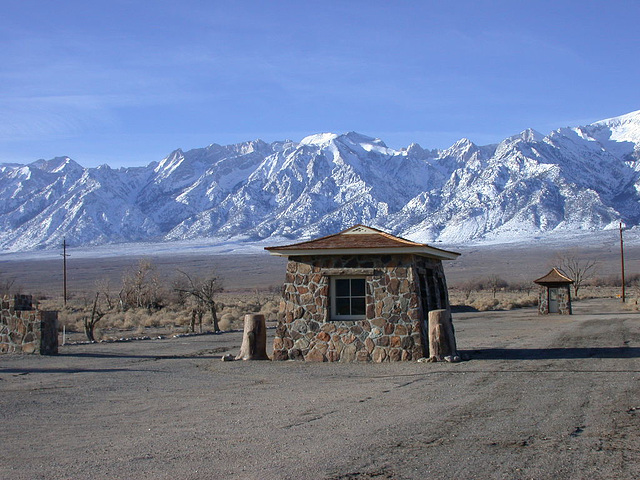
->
left=1, top=110, right=640, bottom=252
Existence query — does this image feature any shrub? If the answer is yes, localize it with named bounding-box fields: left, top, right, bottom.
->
left=218, top=314, right=236, bottom=331
left=471, top=297, right=500, bottom=311
left=123, top=310, right=143, bottom=329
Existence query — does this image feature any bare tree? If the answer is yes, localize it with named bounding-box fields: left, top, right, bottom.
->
left=0, top=270, right=16, bottom=297
left=554, top=251, right=597, bottom=297
left=189, top=302, right=205, bottom=333
left=170, top=275, right=190, bottom=307
left=175, top=270, right=224, bottom=332
left=510, top=281, right=534, bottom=296
left=84, top=292, right=105, bottom=342
left=96, top=278, right=116, bottom=310
left=457, top=279, right=481, bottom=300
left=120, top=259, right=163, bottom=310
left=486, top=274, right=508, bottom=298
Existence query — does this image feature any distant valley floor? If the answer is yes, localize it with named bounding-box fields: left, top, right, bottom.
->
left=1, top=233, right=639, bottom=297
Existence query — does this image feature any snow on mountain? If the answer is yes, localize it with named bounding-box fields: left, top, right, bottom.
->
left=2, top=111, right=640, bottom=252
left=587, top=109, right=640, bottom=144
left=31, top=156, right=85, bottom=176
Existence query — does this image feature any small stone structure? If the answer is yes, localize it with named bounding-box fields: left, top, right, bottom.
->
left=534, top=268, right=573, bottom=315
left=265, top=225, right=460, bottom=362
left=1, top=295, right=59, bottom=354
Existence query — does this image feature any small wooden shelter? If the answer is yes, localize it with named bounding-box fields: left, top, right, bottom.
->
left=265, top=224, right=460, bottom=362
left=534, top=268, right=574, bottom=315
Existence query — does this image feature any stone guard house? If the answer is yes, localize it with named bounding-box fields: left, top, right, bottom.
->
left=265, top=225, right=460, bottom=362
left=534, top=268, right=574, bottom=315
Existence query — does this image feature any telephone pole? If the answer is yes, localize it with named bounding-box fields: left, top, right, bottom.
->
left=62, top=237, right=69, bottom=306
left=620, top=222, right=626, bottom=303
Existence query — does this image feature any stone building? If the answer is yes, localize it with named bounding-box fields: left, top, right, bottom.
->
left=534, top=268, right=573, bottom=315
left=265, top=225, right=460, bottom=362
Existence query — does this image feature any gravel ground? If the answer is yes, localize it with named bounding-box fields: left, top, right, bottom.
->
left=1, top=298, right=639, bottom=480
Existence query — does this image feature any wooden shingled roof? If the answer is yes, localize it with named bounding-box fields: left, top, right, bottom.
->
left=533, top=268, right=574, bottom=285
left=265, top=224, right=460, bottom=260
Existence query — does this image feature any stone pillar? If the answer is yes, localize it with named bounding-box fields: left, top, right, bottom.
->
left=1, top=297, right=58, bottom=355
left=558, top=286, right=572, bottom=315
left=39, top=311, right=59, bottom=355
left=537, top=286, right=549, bottom=315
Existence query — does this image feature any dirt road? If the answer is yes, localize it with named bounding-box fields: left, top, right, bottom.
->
left=1, top=298, right=638, bottom=479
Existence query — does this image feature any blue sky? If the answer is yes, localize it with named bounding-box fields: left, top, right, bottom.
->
left=1, top=0, right=639, bottom=168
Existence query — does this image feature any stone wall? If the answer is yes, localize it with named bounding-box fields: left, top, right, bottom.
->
left=537, top=285, right=572, bottom=315
left=272, top=254, right=451, bottom=362
left=1, top=296, right=59, bottom=354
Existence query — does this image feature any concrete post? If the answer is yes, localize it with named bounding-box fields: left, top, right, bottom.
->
left=427, top=309, right=460, bottom=362
left=236, top=314, right=269, bottom=360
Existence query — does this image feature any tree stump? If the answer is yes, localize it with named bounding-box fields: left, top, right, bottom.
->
left=427, top=309, right=460, bottom=362
left=236, top=314, right=269, bottom=360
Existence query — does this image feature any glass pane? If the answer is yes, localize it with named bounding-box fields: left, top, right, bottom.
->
left=335, top=279, right=350, bottom=297
left=351, top=278, right=365, bottom=297
left=351, top=297, right=366, bottom=315
left=336, top=297, right=351, bottom=315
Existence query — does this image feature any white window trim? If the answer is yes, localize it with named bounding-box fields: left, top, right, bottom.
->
left=330, top=276, right=367, bottom=321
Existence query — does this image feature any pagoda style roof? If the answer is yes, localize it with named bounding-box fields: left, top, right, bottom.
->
left=265, top=224, right=460, bottom=260
left=534, top=268, right=574, bottom=285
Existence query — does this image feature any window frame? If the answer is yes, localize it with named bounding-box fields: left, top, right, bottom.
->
left=330, top=276, right=367, bottom=321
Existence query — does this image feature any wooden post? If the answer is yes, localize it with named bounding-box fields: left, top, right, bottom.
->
left=61, top=237, right=69, bottom=307
left=620, top=222, right=626, bottom=303
left=236, top=314, right=269, bottom=360
left=427, top=309, right=460, bottom=362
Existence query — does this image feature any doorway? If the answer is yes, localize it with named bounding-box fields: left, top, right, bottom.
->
left=548, top=288, right=559, bottom=313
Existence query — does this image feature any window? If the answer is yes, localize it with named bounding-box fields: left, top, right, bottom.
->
left=331, top=277, right=367, bottom=320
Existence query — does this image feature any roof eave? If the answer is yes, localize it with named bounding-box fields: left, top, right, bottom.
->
left=533, top=268, right=574, bottom=284
left=265, top=246, right=460, bottom=260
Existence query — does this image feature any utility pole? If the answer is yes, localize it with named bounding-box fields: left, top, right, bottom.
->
left=62, top=237, right=69, bottom=306
left=620, top=222, right=626, bottom=303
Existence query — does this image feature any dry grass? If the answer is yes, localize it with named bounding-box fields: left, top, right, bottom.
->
left=36, top=289, right=281, bottom=342
left=37, top=282, right=636, bottom=342
left=22, top=260, right=639, bottom=341
left=449, top=289, right=537, bottom=311
left=449, top=284, right=628, bottom=311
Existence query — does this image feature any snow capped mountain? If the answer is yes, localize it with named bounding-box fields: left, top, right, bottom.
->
left=2, top=110, right=640, bottom=252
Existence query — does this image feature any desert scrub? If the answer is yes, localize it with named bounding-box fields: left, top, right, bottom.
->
left=621, top=297, right=640, bottom=311
left=258, top=299, right=280, bottom=320
left=502, top=296, right=537, bottom=310
left=123, top=309, right=145, bottom=329
left=471, top=297, right=500, bottom=311
left=100, top=311, right=125, bottom=329
left=150, top=308, right=184, bottom=328
left=57, top=307, right=86, bottom=332
left=142, top=311, right=161, bottom=328
left=573, top=285, right=620, bottom=300
left=450, top=288, right=538, bottom=311
left=218, top=314, right=236, bottom=331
